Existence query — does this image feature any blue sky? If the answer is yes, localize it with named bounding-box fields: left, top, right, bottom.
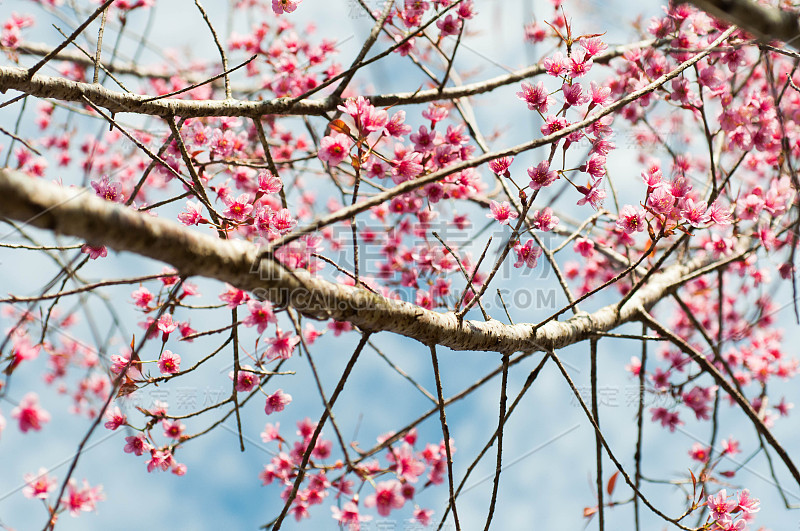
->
left=1, top=0, right=799, bottom=530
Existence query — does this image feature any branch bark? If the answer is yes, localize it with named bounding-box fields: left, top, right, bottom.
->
left=0, top=38, right=655, bottom=118
left=0, top=169, right=750, bottom=354
left=686, top=0, right=800, bottom=50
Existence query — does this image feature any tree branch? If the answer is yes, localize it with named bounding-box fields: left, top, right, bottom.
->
left=0, top=169, right=750, bottom=355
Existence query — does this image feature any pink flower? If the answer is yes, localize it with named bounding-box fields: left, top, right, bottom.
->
left=162, top=419, right=185, bottom=439
left=272, top=0, right=301, bottom=14
left=688, top=442, right=709, bottom=462
left=680, top=198, right=710, bottom=227
left=331, top=501, right=372, bottom=529
left=705, top=234, right=733, bottom=258
left=581, top=154, right=606, bottom=179
left=413, top=508, right=434, bottom=526
left=580, top=37, right=607, bottom=57
left=422, top=102, right=449, bottom=125
left=256, top=170, right=283, bottom=195
left=223, top=193, right=254, bottom=221
left=147, top=448, right=173, bottom=473
left=617, top=205, right=646, bottom=234
left=573, top=238, right=594, bottom=258
left=562, top=82, right=589, bottom=107
left=124, top=434, right=150, bottom=456
left=436, top=14, right=462, bottom=36
left=708, top=201, right=733, bottom=225
left=532, top=207, right=559, bottom=231
left=735, top=489, right=760, bottom=514
left=156, top=313, right=178, bottom=340
left=12, top=392, right=50, bottom=433
left=721, top=437, right=741, bottom=456
left=576, top=178, right=606, bottom=210
left=365, top=480, right=405, bottom=517
left=569, top=51, right=593, bottom=78
left=513, top=240, right=542, bottom=269
left=130, top=286, right=153, bottom=308
left=177, top=200, right=205, bottom=226
left=516, top=81, right=551, bottom=113
left=488, top=156, right=514, bottom=175
left=303, top=323, right=323, bottom=345
left=541, top=115, right=568, bottom=136
left=81, top=244, right=107, bottom=259
left=318, top=133, right=353, bottom=167
left=528, top=161, right=558, bottom=189
left=708, top=490, right=735, bottom=522
left=650, top=407, right=683, bottom=432
left=266, top=329, right=300, bottom=360
left=589, top=81, right=611, bottom=107
left=219, top=284, right=250, bottom=308
left=158, top=350, right=181, bottom=374
left=265, top=389, right=292, bottom=415
left=261, top=422, right=281, bottom=442
left=230, top=365, right=260, bottom=392
left=103, top=406, right=127, bottom=430
left=62, top=479, right=104, bottom=517
left=243, top=300, right=277, bottom=334
left=543, top=51, right=568, bottom=76
left=23, top=468, right=57, bottom=500
left=91, top=176, right=124, bottom=203
left=385, top=110, right=412, bottom=138
left=487, top=200, right=518, bottom=225
left=647, top=186, right=673, bottom=215
left=626, top=356, right=641, bottom=376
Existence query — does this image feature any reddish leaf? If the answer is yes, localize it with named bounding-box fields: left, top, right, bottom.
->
left=583, top=506, right=598, bottom=518
left=329, top=119, right=351, bottom=136
left=606, top=471, right=619, bottom=496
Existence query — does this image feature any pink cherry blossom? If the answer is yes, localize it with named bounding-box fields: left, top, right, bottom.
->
left=177, top=200, right=205, bottom=226
left=364, top=480, right=405, bottom=517
left=513, top=240, right=542, bottom=269
left=532, top=207, right=559, bottom=231
left=81, top=244, right=107, bottom=259
left=487, top=200, right=518, bottom=226
left=576, top=178, right=606, bottom=210
left=158, top=350, right=181, bottom=374
left=230, top=365, right=260, bottom=392
left=331, top=501, right=372, bottom=529
left=104, top=406, right=127, bottom=430
left=243, top=300, right=277, bottom=334
left=124, top=434, right=150, bottom=456
left=12, top=392, right=50, bottom=433
left=266, top=329, right=300, bottom=360
left=62, top=479, right=104, bottom=517
left=318, top=133, right=353, bottom=166
left=516, top=81, right=551, bottom=113
left=265, top=389, right=292, bottom=415
left=527, top=161, right=558, bottom=189
left=272, top=0, right=301, bottom=15
left=223, top=193, right=254, bottom=221
left=23, top=468, right=57, bottom=500
left=617, top=205, right=646, bottom=234
left=488, top=156, right=513, bottom=175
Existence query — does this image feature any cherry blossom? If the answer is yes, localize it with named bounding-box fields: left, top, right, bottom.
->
left=265, top=389, right=292, bottom=415
left=12, top=393, right=50, bottom=433
left=23, top=468, right=56, bottom=500
left=486, top=200, right=518, bottom=226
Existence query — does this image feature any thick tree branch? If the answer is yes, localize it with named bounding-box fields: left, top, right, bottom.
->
left=686, top=0, right=800, bottom=50
left=0, top=169, right=750, bottom=354
left=0, top=39, right=655, bottom=118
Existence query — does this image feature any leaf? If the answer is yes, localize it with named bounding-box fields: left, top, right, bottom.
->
left=117, top=377, right=138, bottom=398
left=329, top=119, right=351, bottom=136
left=606, top=471, right=619, bottom=496
left=583, top=506, right=597, bottom=518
